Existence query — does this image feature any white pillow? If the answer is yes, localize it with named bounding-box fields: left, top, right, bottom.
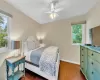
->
left=35, top=39, right=40, bottom=48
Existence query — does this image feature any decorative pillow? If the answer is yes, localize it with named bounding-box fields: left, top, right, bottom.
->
left=23, top=36, right=40, bottom=52
left=35, top=39, right=40, bottom=48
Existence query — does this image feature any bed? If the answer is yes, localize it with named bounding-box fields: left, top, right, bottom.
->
left=22, top=36, right=60, bottom=80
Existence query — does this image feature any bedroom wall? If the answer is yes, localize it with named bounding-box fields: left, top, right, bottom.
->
left=0, top=0, right=40, bottom=41
left=41, top=1, right=100, bottom=64
left=86, top=2, right=100, bottom=43
left=0, top=0, right=40, bottom=79
left=41, top=15, right=87, bottom=64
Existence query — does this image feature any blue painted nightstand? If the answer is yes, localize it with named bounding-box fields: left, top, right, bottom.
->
left=6, top=56, right=25, bottom=80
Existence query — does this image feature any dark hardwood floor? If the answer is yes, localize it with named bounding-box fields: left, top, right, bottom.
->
left=20, top=69, right=47, bottom=80
left=21, top=61, right=86, bottom=80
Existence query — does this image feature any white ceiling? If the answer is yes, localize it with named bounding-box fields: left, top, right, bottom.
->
left=5, top=0, right=98, bottom=24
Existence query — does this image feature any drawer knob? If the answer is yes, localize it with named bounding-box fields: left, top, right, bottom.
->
left=82, top=61, right=84, bottom=63
left=91, top=62, right=93, bottom=65
left=82, top=55, right=84, bottom=56
left=92, top=53, right=94, bottom=56
left=92, top=72, right=94, bottom=74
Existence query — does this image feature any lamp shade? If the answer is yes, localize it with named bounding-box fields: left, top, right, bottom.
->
left=11, top=41, right=20, bottom=49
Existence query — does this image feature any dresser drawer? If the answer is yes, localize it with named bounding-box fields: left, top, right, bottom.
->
left=92, top=69, right=100, bottom=80
left=87, top=66, right=93, bottom=80
left=80, top=47, right=85, bottom=54
left=87, top=57, right=94, bottom=80
left=88, top=49, right=94, bottom=58
left=80, top=54, right=84, bottom=61
left=87, top=59, right=100, bottom=80
left=93, top=52, right=100, bottom=63
left=80, top=46, right=84, bottom=51
left=81, top=61, right=84, bottom=69
left=93, top=60, right=100, bottom=74
left=88, top=56, right=93, bottom=66
left=81, top=62, right=86, bottom=75
left=87, top=69, right=93, bottom=80
left=80, top=58, right=84, bottom=64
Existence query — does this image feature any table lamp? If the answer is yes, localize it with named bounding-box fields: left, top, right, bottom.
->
left=11, top=41, right=20, bottom=57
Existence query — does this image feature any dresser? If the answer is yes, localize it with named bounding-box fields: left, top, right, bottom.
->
left=6, top=56, right=25, bottom=80
left=80, top=45, right=100, bottom=80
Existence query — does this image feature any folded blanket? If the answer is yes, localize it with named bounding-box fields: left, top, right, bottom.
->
left=30, top=47, right=44, bottom=67
left=39, top=46, right=58, bottom=76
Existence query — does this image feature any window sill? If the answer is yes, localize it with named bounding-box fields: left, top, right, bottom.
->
left=72, top=43, right=83, bottom=46
left=0, top=47, right=10, bottom=54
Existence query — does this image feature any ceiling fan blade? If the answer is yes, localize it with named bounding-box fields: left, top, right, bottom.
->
left=51, top=3, right=54, bottom=9
left=55, top=13, right=59, bottom=17
left=55, top=8, right=64, bottom=12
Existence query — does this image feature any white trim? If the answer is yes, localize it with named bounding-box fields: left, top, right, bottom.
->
left=72, top=43, right=81, bottom=46
left=7, top=17, right=11, bottom=49
left=82, top=24, right=86, bottom=44
left=0, top=13, right=11, bottom=50
left=60, top=59, right=80, bottom=65
left=0, top=9, right=12, bottom=17
left=0, top=47, right=10, bottom=54
left=71, top=24, right=86, bottom=45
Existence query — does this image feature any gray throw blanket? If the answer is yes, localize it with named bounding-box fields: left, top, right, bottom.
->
left=39, top=46, right=58, bottom=76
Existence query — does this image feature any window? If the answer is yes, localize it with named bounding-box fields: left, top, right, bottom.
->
left=0, top=13, right=9, bottom=51
left=71, top=24, right=85, bottom=45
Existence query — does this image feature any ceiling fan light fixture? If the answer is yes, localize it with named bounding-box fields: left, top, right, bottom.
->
left=49, top=13, right=57, bottom=19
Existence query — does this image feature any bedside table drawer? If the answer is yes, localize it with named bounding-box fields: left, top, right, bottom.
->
left=14, top=58, right=25, bottom=68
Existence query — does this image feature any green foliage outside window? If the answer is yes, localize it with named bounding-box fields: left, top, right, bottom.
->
left=0, top=16, right=8, bottom=48
left=72, top=24, right=82, bottom=44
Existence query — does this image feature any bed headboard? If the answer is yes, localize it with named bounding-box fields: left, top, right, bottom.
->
left=22, top=36, right=40, bottom=53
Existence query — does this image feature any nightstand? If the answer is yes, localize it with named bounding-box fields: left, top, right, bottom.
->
left=6, top=56, right=25, bottom=80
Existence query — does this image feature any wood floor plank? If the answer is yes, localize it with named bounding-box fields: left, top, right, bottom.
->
left=21, top=61, right=86, bottom=80
left=59, top=61, right=86, bottom=80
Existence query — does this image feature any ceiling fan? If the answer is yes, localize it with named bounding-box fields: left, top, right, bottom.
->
left=45, top=0, right=64, bottom=19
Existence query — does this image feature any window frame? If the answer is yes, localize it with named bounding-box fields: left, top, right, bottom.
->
left=71, top=24, right=86, bottom=45
left=0, top=13, right=10, bottom=53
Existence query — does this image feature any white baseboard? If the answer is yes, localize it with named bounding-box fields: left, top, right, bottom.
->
left=60, top=59, right=80, bottom=65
